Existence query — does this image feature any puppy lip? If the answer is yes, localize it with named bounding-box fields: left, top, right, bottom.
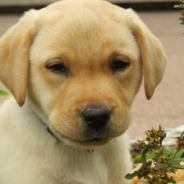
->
left=78, top=137, right=110, bottom=146
left=50, top=126, right=111, bottom=145
left=85, top=138, right=104, bottom=142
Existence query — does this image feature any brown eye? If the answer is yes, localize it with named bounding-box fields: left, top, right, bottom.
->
left=47, top=60, right=68, bottom=74
left=111, top=56, right=130, bottom=72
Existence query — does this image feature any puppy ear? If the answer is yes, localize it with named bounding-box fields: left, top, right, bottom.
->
left=0, top=10, right=38, bottom=106
left=127, top=9, right=167, bottom=100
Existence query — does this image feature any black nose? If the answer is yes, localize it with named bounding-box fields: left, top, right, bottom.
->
left=81, top=105, right=111, bottom=130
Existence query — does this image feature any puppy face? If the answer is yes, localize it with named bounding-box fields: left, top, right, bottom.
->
left=0, top=0, right=167, bottom=148
left=28, top=3, right=142, bottom=147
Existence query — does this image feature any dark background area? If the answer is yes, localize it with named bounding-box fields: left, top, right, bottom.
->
left=0, top=2, right=179, bottom=14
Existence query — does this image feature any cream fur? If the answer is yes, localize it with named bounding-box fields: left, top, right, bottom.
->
left=0, top=98, right=132, bottom=184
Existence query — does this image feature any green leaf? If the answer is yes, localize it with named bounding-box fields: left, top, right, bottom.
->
left=132, top=154, right=142, bottom=163
left=167, top=167, right=176, bottom=173
left=148, top=181, right=154, bottom=184
left=168, top=178, right=176, bottom=183
left=172, top=163, right=184, bottom=169
left=180, top=131, right=184, bottom=140
left=174, top=5, right=183, bottom=8
left=180, top=22, right=184, bottom=25
left=146, top=150, right=154, bottom=160
left=142, top=148, right=149, bottom=164
left=124, top=172, right=138, bottom=180
left=174, top=149, right=184, bottom=159
left=0, top=90, right=9, bottom=96
left=170, top=147, right=178, bottom=159
left=163, top=149, right=171, bottom=156
left=171, top=158, right=184, bottom=164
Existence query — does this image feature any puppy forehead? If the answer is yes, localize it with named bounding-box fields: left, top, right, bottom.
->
left=31, top=1, right=139, bottom=63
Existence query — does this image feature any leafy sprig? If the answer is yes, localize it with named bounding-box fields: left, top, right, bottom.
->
left=174, top=0, right=184, bottom=26
left=125, top=126, right=184, bottom=184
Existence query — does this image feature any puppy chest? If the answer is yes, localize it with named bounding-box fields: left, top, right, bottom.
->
left=48, top=150, right=108, bottom=184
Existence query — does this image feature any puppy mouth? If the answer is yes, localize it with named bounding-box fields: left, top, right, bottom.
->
left=49, top=126, right=111, bottom=146
left=78, top=137, right=110, bottom=146
left=49, top=127, right=110, bottom=146
left=87, top=138, right=104, bottom=142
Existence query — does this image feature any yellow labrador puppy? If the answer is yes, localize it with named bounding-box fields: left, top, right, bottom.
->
left=0, top=0, right=167, bottom=183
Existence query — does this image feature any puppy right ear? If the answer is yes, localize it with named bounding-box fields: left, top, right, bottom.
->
left=126, top=9, right=167, bottom=100
left=0, top=10, right=39, bottom=106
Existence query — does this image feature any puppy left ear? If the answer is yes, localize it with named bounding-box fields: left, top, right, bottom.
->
left=0, top=10, right=38, bottom=106
left=126, top=9, right=167, bottom=100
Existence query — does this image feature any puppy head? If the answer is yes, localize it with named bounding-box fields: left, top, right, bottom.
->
left=0, top=0, right=166, bottom=148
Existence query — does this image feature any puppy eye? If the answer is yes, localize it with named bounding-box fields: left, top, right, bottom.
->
left=47, top=63, right=67, bottom=74
left=111, top=56, right=130, bottom=72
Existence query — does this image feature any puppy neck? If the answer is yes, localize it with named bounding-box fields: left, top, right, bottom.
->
left=31, top=109, right=94, bottom=153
